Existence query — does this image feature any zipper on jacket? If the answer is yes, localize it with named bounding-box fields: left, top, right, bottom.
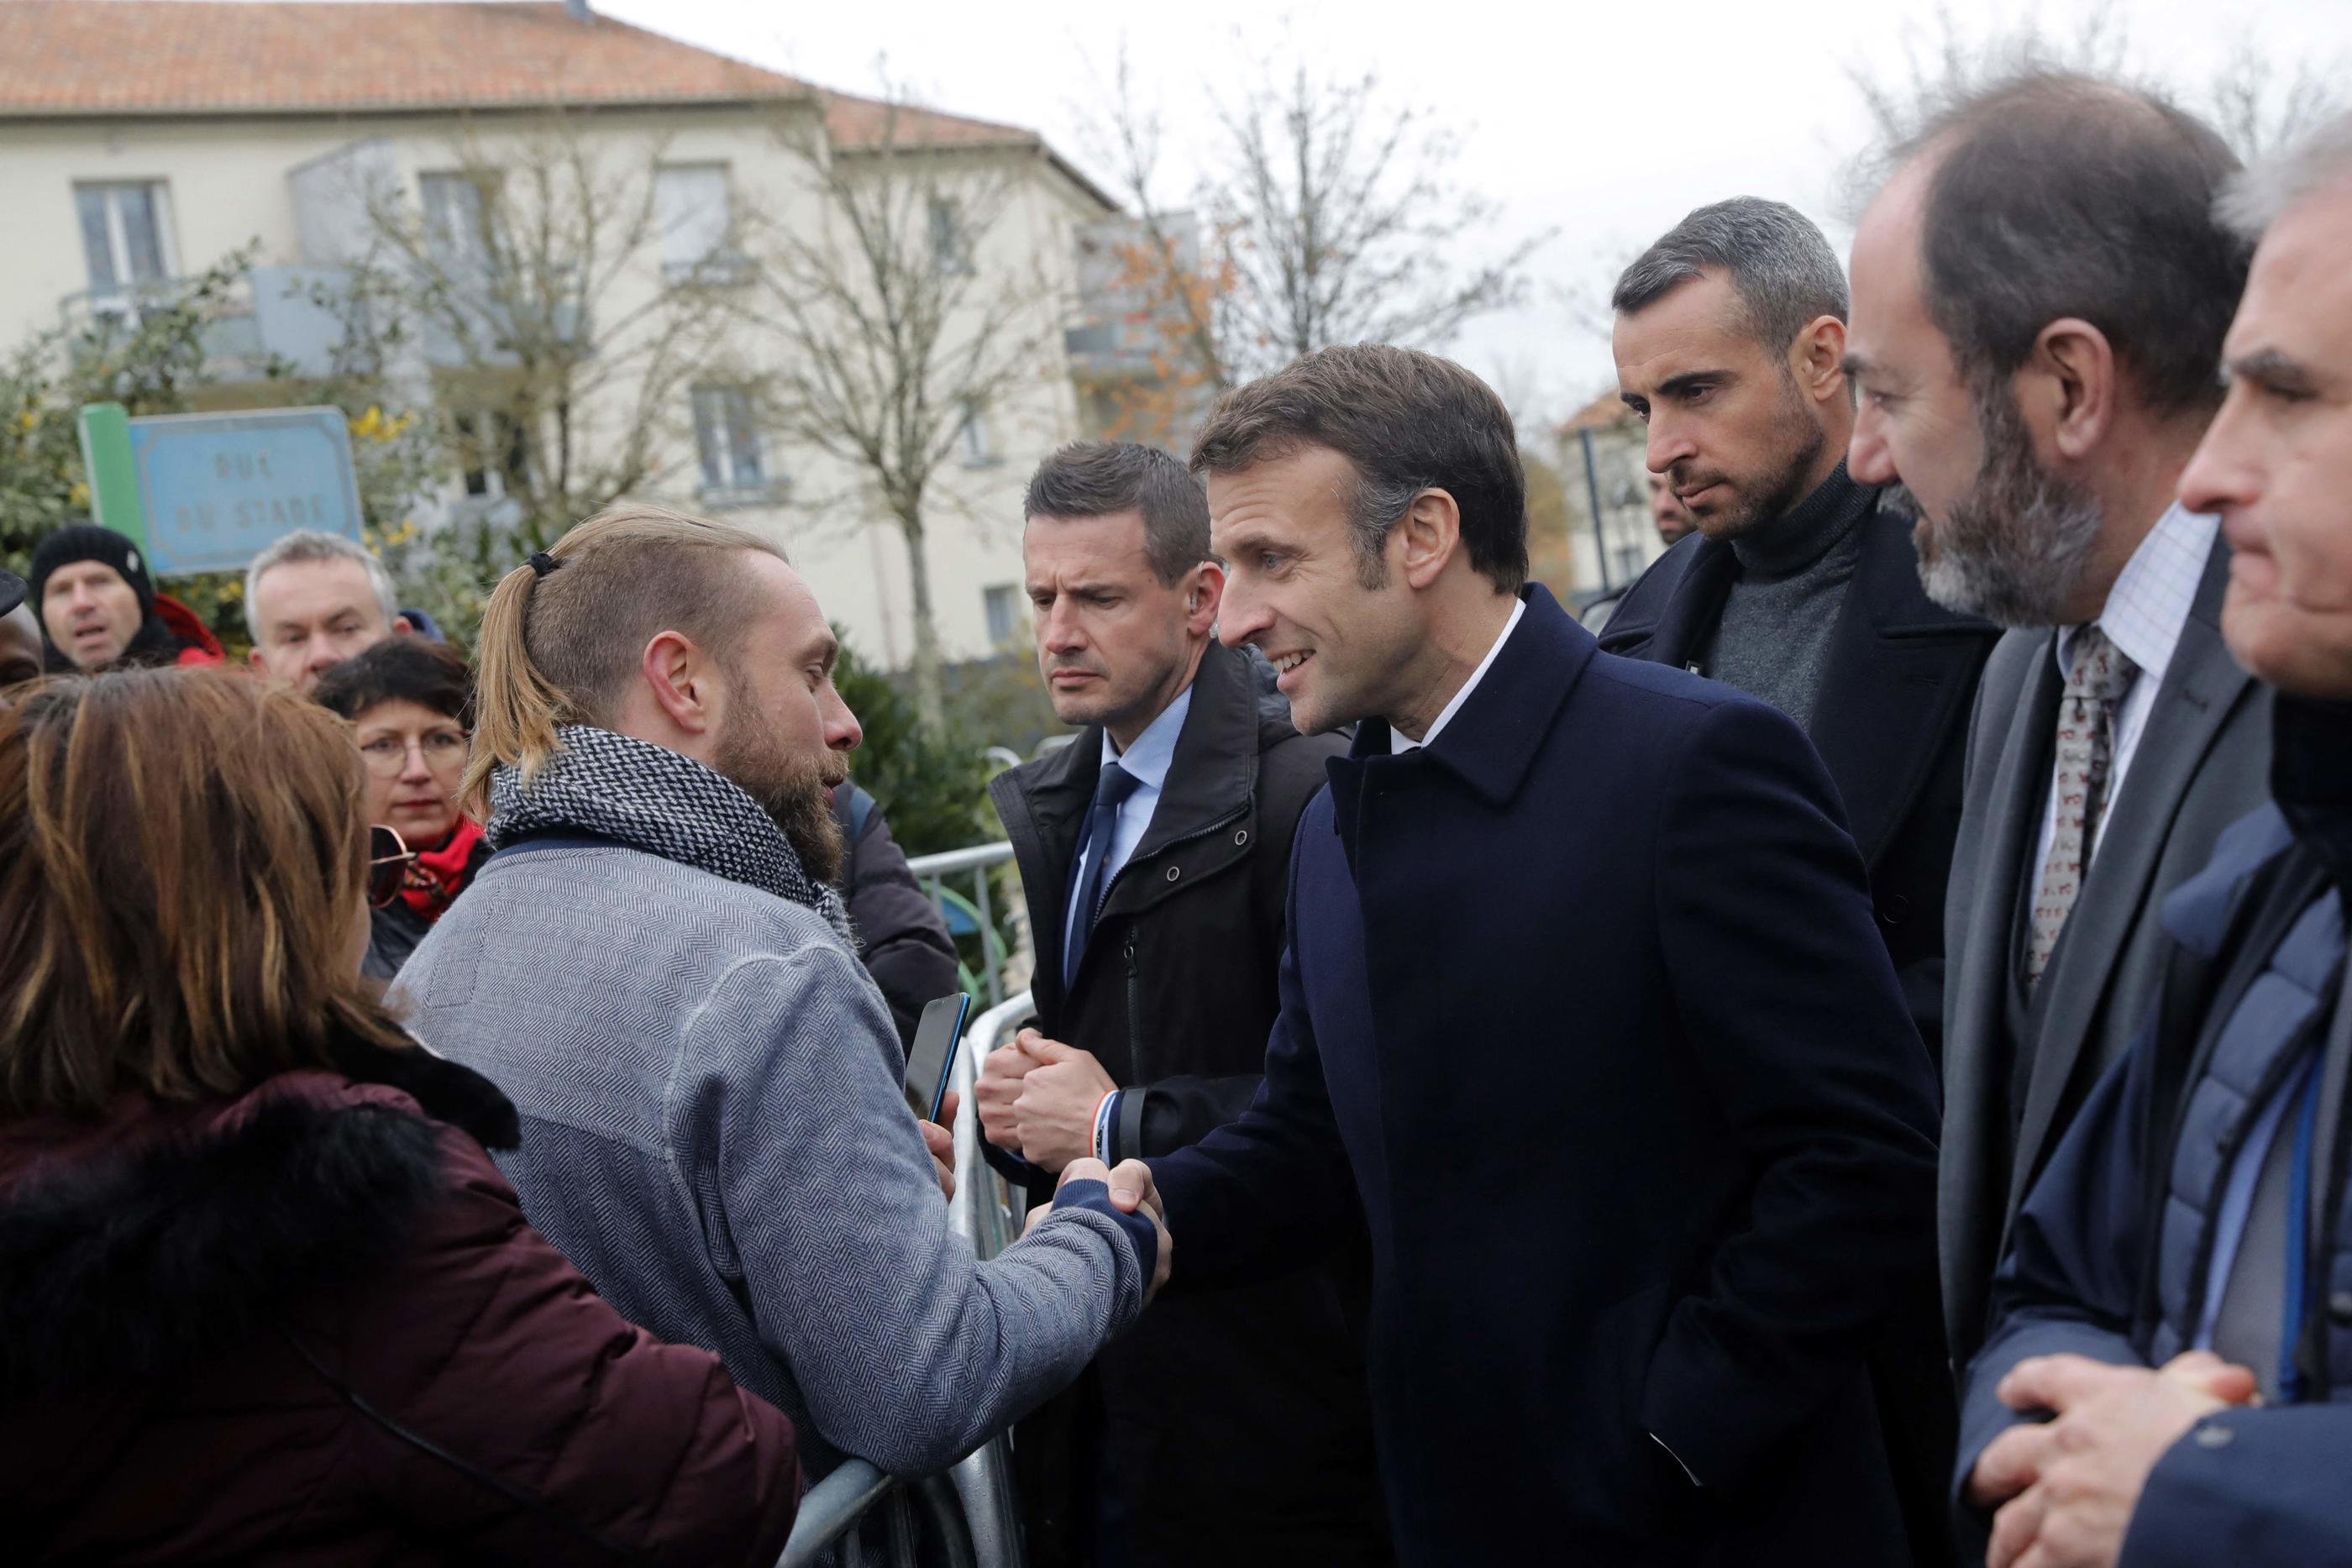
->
left=1126, top=937, right=1144, bottom=1089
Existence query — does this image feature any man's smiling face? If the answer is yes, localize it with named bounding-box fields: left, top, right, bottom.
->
left=1208, top=443, right=1419, bottom=737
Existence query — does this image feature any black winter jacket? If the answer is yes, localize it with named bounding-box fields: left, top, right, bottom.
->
left=830, top=783, right=961, bottom=1051
left=986, top=637, right=1389, bottom=1568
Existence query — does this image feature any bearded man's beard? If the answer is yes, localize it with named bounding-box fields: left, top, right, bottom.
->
left=1898, top=383, right=2104, bottom=628
left=714, top=701, right=851, bottom=887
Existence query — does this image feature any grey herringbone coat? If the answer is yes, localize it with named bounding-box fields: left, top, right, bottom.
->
left=393, top=834, right=1155, bottom=1482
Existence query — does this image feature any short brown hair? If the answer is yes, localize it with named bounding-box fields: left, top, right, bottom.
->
left=463, top=504, right=785, bottom=814
left=0, top=667, right=414, bottom=1117
left=1898, top=71, right=2246, bottom=416
left=1024, top=443, right=1210, bottom=586
left=1190, top=344, right=1529, bottom=592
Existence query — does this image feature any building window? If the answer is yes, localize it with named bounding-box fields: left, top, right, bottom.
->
left=957, top=400, right=992, bottom=467
left=984, top=583, right=1021, bottom=648
left=693, top=386, right=768, bottom=496
left=419, top=172, right=496, bottom=271
left=454, top=410, right=530, bottom=500
left=655, top=164, right=741, bottom=284
left=74, top=181, right=176, bottom=311
left=929, top=198, right=971, bottom=275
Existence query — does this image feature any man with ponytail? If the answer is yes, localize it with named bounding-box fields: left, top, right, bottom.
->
left=392, top=505, right=1169, bottom=1492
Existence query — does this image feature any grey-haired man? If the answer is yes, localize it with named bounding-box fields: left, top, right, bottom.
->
left=244, top=529, right=411, bottom=694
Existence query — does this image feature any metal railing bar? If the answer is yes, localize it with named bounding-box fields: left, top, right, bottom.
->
left=971, top=866, right=1000, bottom=1008
left=906, top=842, right=1016, bottom=878
left=779, top=1459, right=896, bottom=1566
left=912, top=1474, right=980, bottom=1568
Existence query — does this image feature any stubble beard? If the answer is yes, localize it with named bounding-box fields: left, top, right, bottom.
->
left=1690, top=391, right=1829, bottom=543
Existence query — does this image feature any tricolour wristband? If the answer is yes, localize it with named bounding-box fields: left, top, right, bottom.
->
left=1092, top=1089, right=1120, bottom=1165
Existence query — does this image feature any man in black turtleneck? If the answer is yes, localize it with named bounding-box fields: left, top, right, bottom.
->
left=1604, top=197, right=1999, bottom=1061
left=1601, top=197, right=1998, bottom=1568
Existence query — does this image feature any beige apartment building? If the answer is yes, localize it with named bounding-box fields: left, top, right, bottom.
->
left=0, top=0, right=1138, bottom=667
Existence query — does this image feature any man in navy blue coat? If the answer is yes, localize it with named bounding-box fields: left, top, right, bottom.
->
left=1956, top=113, right=2352, bottom=1568
left=1140, top=344, right=1943, bottom=1565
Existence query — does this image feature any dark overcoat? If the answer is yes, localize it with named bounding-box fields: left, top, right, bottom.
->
left=1152, top=585, right=1944, bottom=1565
left=988, top=636, right=1387, bottom=1566
left=1599, top=506, right=1997, bottom=1563
left=1598, top=506, right=1999, bottom=1060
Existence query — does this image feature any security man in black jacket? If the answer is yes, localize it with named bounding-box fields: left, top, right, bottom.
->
left=981, top=443, right=1387, bottom=1568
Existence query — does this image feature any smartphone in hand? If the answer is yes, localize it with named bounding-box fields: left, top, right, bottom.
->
left=903, top=993, right=972, bottom=1122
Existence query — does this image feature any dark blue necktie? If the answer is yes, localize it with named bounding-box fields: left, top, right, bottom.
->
left=1063, top=761, right=1140, bottom=989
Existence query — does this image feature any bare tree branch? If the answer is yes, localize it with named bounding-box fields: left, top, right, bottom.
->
left=1074, top=41, right=1551, bottom=442
left=340, top=116, right=743, bottom=553
left=743, top=89, right=1074, bottom=725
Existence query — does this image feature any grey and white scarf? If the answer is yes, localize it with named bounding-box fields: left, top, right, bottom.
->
left=486, top=724, right=853, bottom=941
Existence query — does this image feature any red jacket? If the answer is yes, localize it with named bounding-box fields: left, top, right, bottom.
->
left=0, top=1037, right=799, bottom=1564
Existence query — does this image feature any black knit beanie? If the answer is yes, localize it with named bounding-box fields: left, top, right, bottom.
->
left=28, top=525, right=157, bottom=617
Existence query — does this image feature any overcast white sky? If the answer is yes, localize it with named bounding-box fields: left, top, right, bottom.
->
left=349, top=0, right=2352, bottom=422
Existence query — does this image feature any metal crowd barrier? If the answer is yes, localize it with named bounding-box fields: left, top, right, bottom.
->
left=906, top=842, right=1017, bottom=1009
left=778, top=991, right=1037, bottom=1568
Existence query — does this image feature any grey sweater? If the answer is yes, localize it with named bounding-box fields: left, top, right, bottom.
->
left=1700, top=461, right=1874, bottom=733
left=392, top=836, right=1153, bottom=1480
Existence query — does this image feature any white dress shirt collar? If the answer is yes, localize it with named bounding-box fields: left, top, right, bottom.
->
left=1391, top=596, right=1526, bottom=755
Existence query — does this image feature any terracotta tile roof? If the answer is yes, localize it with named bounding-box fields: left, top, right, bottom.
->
left=0, top=3, right=1119, bottom=207
left=821, top=90, right=1114, bottom=208
left=821, top=91, right=1037, bottom=152
left=0, top=1, right=816, bottom=117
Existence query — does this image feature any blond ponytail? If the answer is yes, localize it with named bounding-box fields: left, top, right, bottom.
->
left=461, top=553, right=573, bottom=818
left=460, top=504, right=788, bottom=820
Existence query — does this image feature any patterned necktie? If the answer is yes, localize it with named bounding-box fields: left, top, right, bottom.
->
left=1063, top=761, right=1140, bottom=989
left=2025, top=624, right=2140, bottom=990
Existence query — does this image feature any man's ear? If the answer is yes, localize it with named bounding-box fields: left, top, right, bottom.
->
left=2022, top=317, right=2118, bottom=463
left=391, top=615, right=416, bottom=639
left=248, top=646, right=269, bottom=673
left=1396, top=488, right=1464, bottom=590
left=1791, top=314, right=1849, bottom=406
left=640, top=629, right=718, bottom=735
left=1186, top=560, right=1226, bottom=636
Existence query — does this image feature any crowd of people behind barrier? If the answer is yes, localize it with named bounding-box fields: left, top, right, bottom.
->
left=1, top=64, right=2349, bottom=1568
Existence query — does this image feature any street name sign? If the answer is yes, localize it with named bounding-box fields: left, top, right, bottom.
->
left=77, top=403, right=365, bottom=576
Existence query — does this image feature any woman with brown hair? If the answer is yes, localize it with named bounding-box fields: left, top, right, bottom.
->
left=0, top=666, right=800, bottom=1564
left=316, top=637, right=491, bottom=980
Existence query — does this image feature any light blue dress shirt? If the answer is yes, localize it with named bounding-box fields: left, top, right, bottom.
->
left=1062, top=684, right=1193, bottom=965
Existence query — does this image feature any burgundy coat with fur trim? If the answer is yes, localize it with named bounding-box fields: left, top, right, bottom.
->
left=0, top=1038, right=799, bottom=1564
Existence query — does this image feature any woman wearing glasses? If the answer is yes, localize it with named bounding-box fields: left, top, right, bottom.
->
left=0, top=667, right=799, bottom=1561
left=318, top=638, right=489, bottom=980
